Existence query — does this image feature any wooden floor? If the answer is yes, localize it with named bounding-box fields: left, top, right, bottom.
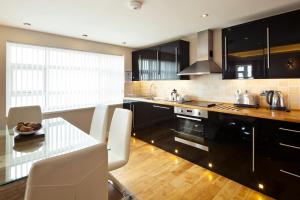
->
left=111, top=138, right=273, bottom=200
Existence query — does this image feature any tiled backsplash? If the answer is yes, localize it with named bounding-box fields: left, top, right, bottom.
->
left=125, top=74, right=300, bottom=110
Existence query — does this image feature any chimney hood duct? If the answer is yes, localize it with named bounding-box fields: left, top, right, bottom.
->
left=178, top=30, right=221, bottom=75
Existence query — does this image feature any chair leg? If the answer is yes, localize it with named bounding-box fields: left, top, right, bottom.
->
left=108, top=173, right=133, bottom=200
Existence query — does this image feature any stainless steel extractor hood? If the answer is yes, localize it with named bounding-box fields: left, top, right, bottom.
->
left=178, top=30, right=221, bottom=75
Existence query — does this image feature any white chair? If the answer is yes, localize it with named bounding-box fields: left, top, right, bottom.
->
left=90, top=104, right=109, bottom=143
left=7, top=105, right=42, bottom=129
left=107, top=108, right=132, bottom=171
left=24, top=143, right=108, bottom=200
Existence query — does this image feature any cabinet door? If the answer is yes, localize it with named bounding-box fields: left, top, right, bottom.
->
left=150, top=103, right=174, bottom=125
left=159, top=41, right=189, bottom=80
left=223, top=21, right=267, bottom=79
left=132, top=51, right=140, bottom=81
left=267, top=10, right=300, bottom=78
left=255, top=119, right=300, bottom=199
left=207, top=112, right=255, bottom=185
left=131, top=102, right=154, bottom=131
left=132, top=48, right=159, bottom=81
left=159, top=42, right=179, bottom=80
left=140, top=47, right=160, bottom=80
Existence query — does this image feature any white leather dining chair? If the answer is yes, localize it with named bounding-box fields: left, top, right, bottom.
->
left=90, top=104, right=109, bottom=143
left=107, top=108, right=132, bottom=171
left=7, top=105, right=42, bottom=129
left=24, top=143, right=108, bottom=200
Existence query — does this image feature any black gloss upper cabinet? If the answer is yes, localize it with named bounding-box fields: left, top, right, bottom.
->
left=267, top=10, right=300, bottom=78
left=132, top=40, right=189, bottom=81
left=222, top=21, right=267, bottom=79
left=131, top=50, right=141, bottom=81
left=132, top=47, right=160, bottom=81
left=159, top=41, right=189, bottom=80
left=222, top=9, right=300, bottom=79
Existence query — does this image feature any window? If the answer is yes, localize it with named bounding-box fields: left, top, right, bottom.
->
left=6, top=42, right=124, bottom=113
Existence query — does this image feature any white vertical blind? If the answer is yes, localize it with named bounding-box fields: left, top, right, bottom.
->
left=6, top=42, right=124, bottom=113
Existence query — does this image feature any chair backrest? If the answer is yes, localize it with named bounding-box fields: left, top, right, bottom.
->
left=7, top=105, right=42, bottom=129
left=107, top=108, right=132, bottom=164
left=90, top=104, right=109, bottom=143
left=24, top=143, right=108, bottom=200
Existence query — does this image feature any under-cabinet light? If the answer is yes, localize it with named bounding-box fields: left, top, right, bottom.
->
left=208, top=163, right=213, bottom=168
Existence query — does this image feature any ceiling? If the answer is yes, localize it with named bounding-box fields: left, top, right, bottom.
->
left=0, top=0, right=300, bottom=48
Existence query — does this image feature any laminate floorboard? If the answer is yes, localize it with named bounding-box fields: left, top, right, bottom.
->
left=111, top=138, right=273, bottom=200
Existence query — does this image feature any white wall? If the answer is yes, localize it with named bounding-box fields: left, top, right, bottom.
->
left=0, top=25, right=133, bottom=130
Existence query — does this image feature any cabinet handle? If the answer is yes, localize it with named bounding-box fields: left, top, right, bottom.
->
left=139, top=55, right=143, bottom=80
left=157, top=50, right=160, bottom=76
left=252, top=126, right=255, bottom=172
left=175, top=47, right=179, bottom=73
left=152, top=105, right=170, bottom=110
left=279, top=142, right=300, bottom=150
left=279, top=127, right=300, bottom=133
left=280, top=169, right=300, bottom=179
left=176, top=115, right=202, bottom=122
left=224, top=36, right=227, bottom=71
left=132, top=104, right=135, bottom=129
left=267, top=28, right=270, bottom=69
left=174, top=136, right=209, bottom=152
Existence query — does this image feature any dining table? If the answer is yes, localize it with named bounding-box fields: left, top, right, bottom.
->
left=0, top=117, right=99, bottom=200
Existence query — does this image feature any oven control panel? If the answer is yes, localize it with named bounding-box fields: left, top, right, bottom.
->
left=174, top=107, right=208, bottom=118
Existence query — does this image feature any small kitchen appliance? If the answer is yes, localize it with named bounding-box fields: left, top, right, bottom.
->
left=170, top=89, right=178, bottom=101
left=265, top=90, right=288, bottom=111
left=234, top=90, right=259, bottom=108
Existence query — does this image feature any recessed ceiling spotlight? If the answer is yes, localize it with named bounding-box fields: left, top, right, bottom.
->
left=82, top=34, right=88, bottom=37
left=128, top=0, right=143, bottom=10
left=23, top=22, right=31, bottom=26
left=202, top=14, right=209, bottom=18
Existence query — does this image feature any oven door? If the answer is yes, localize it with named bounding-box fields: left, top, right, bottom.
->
left=173, top=114, right=209, bottom=152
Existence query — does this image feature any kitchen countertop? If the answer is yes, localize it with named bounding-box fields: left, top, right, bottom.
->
left=124, top=97, right=300, bottom=123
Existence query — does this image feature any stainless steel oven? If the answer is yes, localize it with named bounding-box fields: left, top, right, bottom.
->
left=172, top=107, right=209, bottom=152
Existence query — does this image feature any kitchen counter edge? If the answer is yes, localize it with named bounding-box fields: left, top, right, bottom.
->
left=123, top=97, right=300, bottom=123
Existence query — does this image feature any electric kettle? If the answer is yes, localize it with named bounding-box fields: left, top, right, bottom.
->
left=265, top=90, right=288, bottom=111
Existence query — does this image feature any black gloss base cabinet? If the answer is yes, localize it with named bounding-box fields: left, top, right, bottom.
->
left=123, top=101, right=300, bottom=199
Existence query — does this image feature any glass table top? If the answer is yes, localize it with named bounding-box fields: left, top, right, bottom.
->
left=0, top=117, right=98, bottom=186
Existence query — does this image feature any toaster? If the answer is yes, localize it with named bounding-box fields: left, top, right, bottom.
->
left=234, top=90, right=259, bottom=108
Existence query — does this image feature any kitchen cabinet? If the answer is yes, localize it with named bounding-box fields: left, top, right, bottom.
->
left=267, top=10, right=300, bottom=78
left=207, top=112, right=256, bottom=186
left=132, top=47, right=160, bottom=81
left=222, top=9, right=300, bottom=79
left=131, top=51, right=140, bottom=81
left=222, top=21, right=267, bottom=79
left=132, top=40, right=189, bottom=81
left=123, top=100, right=174, bottom=132
left=255, top=119, right=300, bottom=199
left=124, top=100, right=300, bottom=199
left=159, top=41, right=189, bottom=80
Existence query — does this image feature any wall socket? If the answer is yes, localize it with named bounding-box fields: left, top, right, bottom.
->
left=125, top=71, right=132, bottom=82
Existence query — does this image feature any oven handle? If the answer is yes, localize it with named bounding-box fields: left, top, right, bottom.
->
left=176, top=115, right=202, bottom=122
left=174, top=137, right=209, bottom=152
